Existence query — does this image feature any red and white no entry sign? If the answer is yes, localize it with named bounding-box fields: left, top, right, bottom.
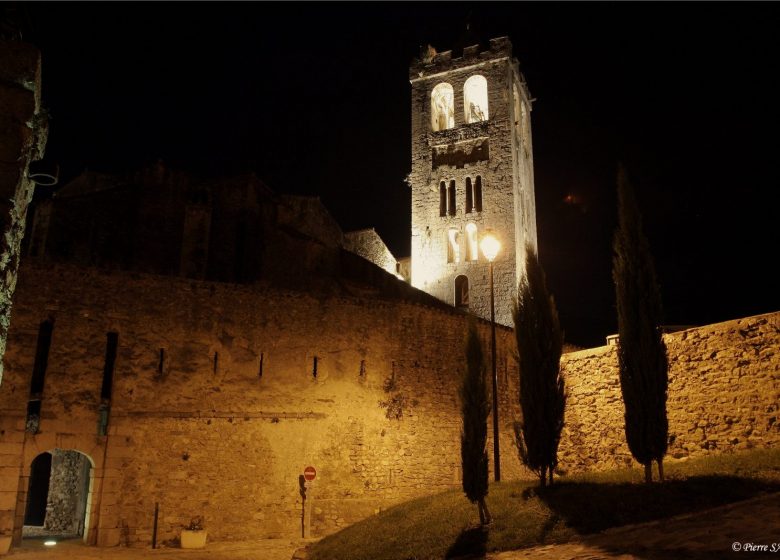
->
left=304, top=466, right=316, bottom=481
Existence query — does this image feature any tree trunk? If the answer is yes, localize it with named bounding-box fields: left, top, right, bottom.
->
left=644, top=462, right=652, bottom=483
left=539, top=466, right=547, bottom=487
left=478, top=498, right=492, bottom=525
left=548, top=467, right=554, bottom=486
left=657, top=458, right=665, bottom=482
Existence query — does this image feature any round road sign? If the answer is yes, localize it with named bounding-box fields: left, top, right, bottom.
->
left=304, top=466, right=316, bottom=481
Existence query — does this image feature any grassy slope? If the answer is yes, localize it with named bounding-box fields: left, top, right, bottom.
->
left=308, top=448, right=780, bottom=560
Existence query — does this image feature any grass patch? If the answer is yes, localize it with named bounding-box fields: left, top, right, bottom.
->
left=308, top=448, right=780, bottom=560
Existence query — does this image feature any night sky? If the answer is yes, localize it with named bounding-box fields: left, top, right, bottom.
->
left=19, top=3, right=780, bottom=347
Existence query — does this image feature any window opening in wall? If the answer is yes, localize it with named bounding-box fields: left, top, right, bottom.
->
left=234, top=220, right=247, bottom=283
left=258, top=353, right=264, bottom=379
left=464, top=75, right=489, bottom=123
left=447, top=228, right=461, bottom=263
left=30, top=320, right=53, bottom=397
left=439, top=182, right=447, bottom=216
left=455, top=275, right=470, bottom=309
left=158, top=348, right=165, bottom=375
left=431, top=82, right=455, bottom=131
left=312, top=356, right=318, bottom=379
left=100, top=333, right=118, bottom=401
left=466, top=223, right=478, bottom=261
left=26, top=400, right=42, bottom=434
left=475, top=176, right=483, bottom=212
left=27, top=319, right=53, bottom=433
left=466, top=177, right=473, bottom=213
left=448, top=180, right=456, bottom=216
left=213, top=352, right=219, bottom=374
left=99, top=332, right=118, bottom=436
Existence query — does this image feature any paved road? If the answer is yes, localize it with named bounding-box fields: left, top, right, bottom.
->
left=7, top=492, right=779, bottom=559
left=6, top=537, right=307, bottom=560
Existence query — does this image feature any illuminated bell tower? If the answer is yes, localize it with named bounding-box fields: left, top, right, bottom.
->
left=408, top=37, right=537, bottom=326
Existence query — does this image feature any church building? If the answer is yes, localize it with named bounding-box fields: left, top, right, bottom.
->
left=409, top=37, right=537, bottom=326
left=0, top=38, right=532, bottom=549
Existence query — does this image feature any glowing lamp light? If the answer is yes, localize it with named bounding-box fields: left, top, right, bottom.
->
left=44, top=540, right=57, bottom=546
left=480, top=233, right=500, bottom=262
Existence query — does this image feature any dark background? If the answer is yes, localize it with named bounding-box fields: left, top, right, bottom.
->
left=16, top=2, right=780, bottom=347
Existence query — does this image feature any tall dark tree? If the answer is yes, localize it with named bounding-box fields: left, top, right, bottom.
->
left=513, top=245, right=565, bottom=487
left=460, top=319, right=492, bottom=525
left=612, top=166, right=669, bottom=483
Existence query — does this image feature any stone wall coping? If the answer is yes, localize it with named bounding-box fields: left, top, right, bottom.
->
left=19, top=259, right=514, bottom=335
left=564, top=310, right=780, bottom=360
left=112, top=411, right=326, bottom=419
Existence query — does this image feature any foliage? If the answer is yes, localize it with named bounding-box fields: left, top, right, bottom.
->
left=185, top=516, right=204, bottom=531
left=460, top=320, right=491, bottom=523
left=512, top=245, right=565, bottom=486
left=612, top=166, right=669, bottom=481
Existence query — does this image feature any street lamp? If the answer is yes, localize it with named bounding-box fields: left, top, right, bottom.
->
left=479, top=231, right=501, bottom=482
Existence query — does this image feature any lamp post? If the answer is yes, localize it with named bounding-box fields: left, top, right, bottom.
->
left=480, top=231, right=501, bottom=482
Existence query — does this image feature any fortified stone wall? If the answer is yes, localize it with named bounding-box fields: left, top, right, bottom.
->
left=558, top=311, right=780, bottom=473
left=0, top=260, right=523, bottom=546
left=2, top=259, right=777, bottom=547
left=343, top=229, right=397, bottom=276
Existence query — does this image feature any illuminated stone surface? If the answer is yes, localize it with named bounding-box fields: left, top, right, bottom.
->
left=409, top=37, right=537, bottom=327
left=0, top=40, right=47, bottom=385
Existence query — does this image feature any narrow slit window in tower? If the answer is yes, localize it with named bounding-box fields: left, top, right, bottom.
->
left=466, top=223, right=478, bottom=262
left=448, top=180, right=456, bottom=216
left=455, top=275, right=469, bottom=309
left=475, top=176, right=483, bottom=212
left=439, top=182, right=447, bottom=216
left=465, top=177, right=473, bottom=213
left=447, top=228, right=461, bottom=263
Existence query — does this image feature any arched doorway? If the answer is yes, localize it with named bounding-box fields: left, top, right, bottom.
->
left=22, top=449, right=94, bottom=542
left=455, top=275, right=470, bottom=310
left=23, top=452, right=51, bottom=526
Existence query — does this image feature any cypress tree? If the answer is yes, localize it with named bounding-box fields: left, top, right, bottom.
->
left=513, top=245, right=565, bottom=487
left=612, top=166, right=669, bottom=483
left=460, top=319, right=492, bottom=525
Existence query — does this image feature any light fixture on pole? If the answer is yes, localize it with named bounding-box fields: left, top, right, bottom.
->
left=479, top=231, right=501, bottom=482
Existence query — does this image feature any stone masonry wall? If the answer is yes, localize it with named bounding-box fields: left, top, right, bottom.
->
left=2, top=258, right=777, bottom=547
left=0, top=260, right=524, bottom=546
left=0, top=40, right=47, bottom=385
left=343, top=228, right=397, bottom=275
left=558, top=311, right=780, bottom=473
left=409, top=38, right=536, bottom=328
left=44, top=449, right=88, bottom=533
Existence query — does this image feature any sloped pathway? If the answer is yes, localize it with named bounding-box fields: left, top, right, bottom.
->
left=488, top=491, right=780, bottom=559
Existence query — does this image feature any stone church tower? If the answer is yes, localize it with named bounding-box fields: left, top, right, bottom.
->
left=408, top=37, right=537, bottom=326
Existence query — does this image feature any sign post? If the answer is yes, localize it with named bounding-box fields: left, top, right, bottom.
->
left=302, top=466, right=316, bottom=539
